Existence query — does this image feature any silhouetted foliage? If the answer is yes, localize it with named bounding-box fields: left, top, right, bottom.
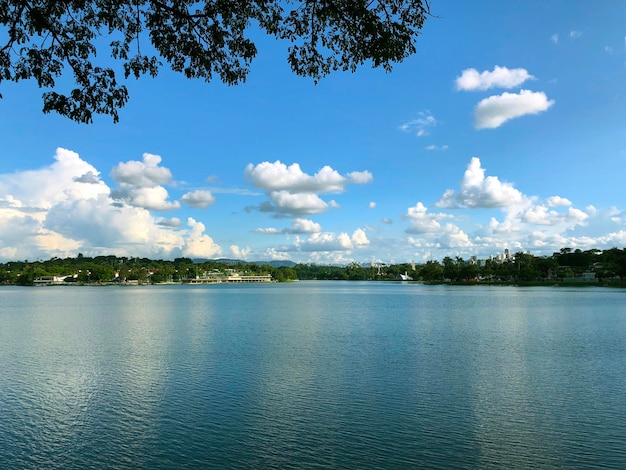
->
left=1, top=0, right=431, bottom=123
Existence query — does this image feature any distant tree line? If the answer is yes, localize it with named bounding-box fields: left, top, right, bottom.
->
left=1, top=247, right=625, bottom=286
left=0, top=254, right=297, bottom=285
left=292, top=248, right=626, bottom=285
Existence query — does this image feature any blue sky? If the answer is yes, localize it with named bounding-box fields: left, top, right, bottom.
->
left=1, top=1, right=626, bottom=264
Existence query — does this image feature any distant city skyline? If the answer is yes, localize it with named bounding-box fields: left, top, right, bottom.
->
left=1, top=1, right=625, bottom=264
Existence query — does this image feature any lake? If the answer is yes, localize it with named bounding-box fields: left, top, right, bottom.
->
left=1, top=282, right=625, bottom=469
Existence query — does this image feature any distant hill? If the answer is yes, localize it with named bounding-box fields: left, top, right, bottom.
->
left=192, top=258, right=296, bottom=268
left=252, top=260, right=297, bottom=268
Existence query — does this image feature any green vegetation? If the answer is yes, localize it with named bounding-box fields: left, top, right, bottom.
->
left=2, top=247, right=626, bottom=286
left=293, top=247, right=626, bottom=286
left=0, top=255, right=296, bottom=285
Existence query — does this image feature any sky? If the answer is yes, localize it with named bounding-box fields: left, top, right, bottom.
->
left=1, top=1, right=626, bottom=265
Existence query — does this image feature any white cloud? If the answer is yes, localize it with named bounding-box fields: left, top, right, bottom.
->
left=245, top=161, right=370, bottom=193
left=407, top=223, right=471, bottom=250
left=368, top=202, right=376, bottom=209
left=463, top=200, right=604, bottom=259
left=347, top=170, right=374, bottom=184
left=546, top=196, right=572, bottom=207
left=397, top=161, right=626, bottom=261
left=183, top=218, right=222, bottom=258
left=596, top=230, right=626, bottom=246
left=291, top=218, right=323, bottom=234
left=455, top=66, right=535, bottom=91
left=259, top=247, right=292, bottom=261
left=551, top=34, right=559, bottom=44
left=110, top=153, right=179, bottom=210
left=296, top=232, right=353, bottom=252
left=112, top=186, right=180, bottom=211
left=246, top=161, right=371, bottom=218
left=254, top=218, right=322, bottom=235
left=474, top=90, right=555, bottom=129
left=518, top=205, right=588, bottom=226
left=405, top=202, right=453, bottom=233
left=230, top=244, right=251, bottom=259
left=436, top=157, right=526, bottom=209
left=295, top=228, right=369, bottom=252
left=403, top=200, right=473, bottom=252
left=45, top=194, right=178, bottom=251
left=399, top=111, right=437, bottom=137
left=260, top=191, right=330, bottom=217
left=0, top=195, right=23, bottom=209
left=181, top=190, right=215, bottom=208
left=111, top=153, right=172, bottom=187
left=0, top=149, right=222, bottom=261
left=0, top=147, right=109, bottom=210
left=351, top=228, right=370, bottom=247
left=570, top=30, right=582, bottom=39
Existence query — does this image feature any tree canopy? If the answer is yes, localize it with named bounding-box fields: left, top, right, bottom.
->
left=0, top=0, right=431, bottom=123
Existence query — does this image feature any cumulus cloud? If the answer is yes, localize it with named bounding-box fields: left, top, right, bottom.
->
left=518, top=205, right=588, bottom=226
left=464, top=199, right=602, bottom=259
left=369, top=202, right=376, bottom=209
left=110, top=153, right=180, bottom=210
left=230, top=245, right=251, bottom=259
left=245, top=161, right=371, bottom=193
left=456, top=66, right=535, bottom=91
left=246, top=161, right=371, bottom=218
left=181, top=190, right=215, bottom=208
left=404, top=205, right=472, bottom=256
left=436, top=157, right=526, bottom=209
left=183, top=218, right=222, bottom=258
left=551, top=34, right=559, bottom=44
left=291, top=218, right=323, bottom=233
left=45, top=194, right=178, bottom=251
left=116, top=186, right=180, bottom=211
left=405, top=202, right=453, bottom=233
left=0, top=147, right=109, bottom=210
left=0, top=148, right=222, bottom=261
left=407, top=222, right=471, bottom=250
left=399, top=111, right=437, bottom=137
left=399, top=160, right=625, bottom=261
left=546, top=196, right=572, bottom=207
left=259, top=191, right=330, bottom=217
left=254, top=218, right=322, bottom=235
left=295, top=228, right=369, bottom=252
left=351, top=228, right=370, bottom=247
left=474, top=90, right=555, bottom=129
left=347, top=170, right=374, bottom=184
left=111, top=153, right=172, bottom=187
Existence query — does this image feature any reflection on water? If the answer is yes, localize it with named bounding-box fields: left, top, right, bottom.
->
left=1, top=283, right=625, bottom=468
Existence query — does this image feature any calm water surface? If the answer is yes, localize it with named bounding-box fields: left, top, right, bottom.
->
left=1, top=282, right=625, bottom=469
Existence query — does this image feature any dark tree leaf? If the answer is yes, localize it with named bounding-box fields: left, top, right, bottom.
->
left=0, top=0, right=431, bottom=123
